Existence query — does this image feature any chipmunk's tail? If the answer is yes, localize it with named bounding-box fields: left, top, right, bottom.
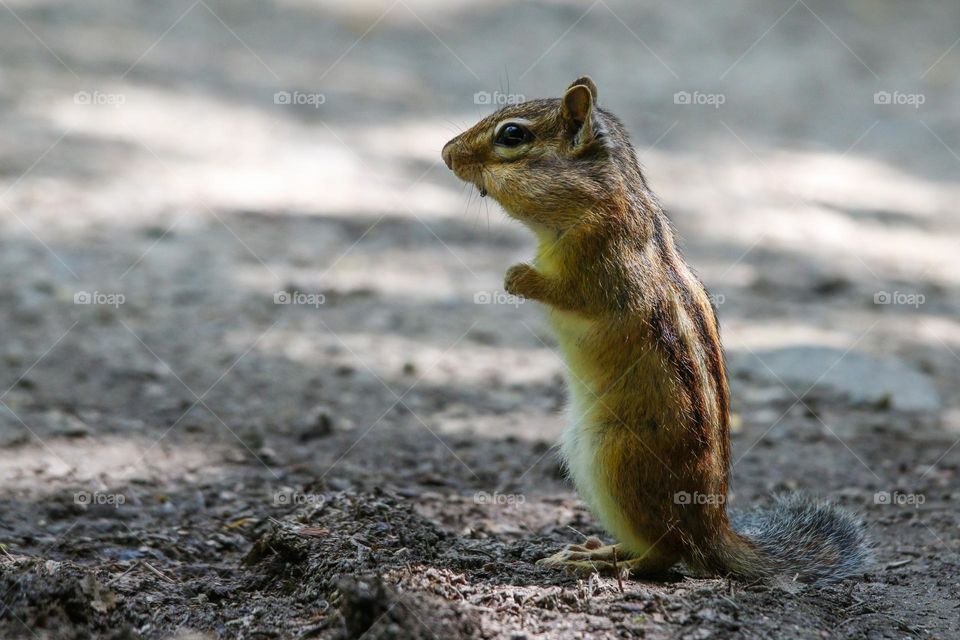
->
left=703, top=494, right=871, bottom=584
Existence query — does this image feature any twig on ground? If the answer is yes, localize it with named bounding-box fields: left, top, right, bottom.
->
left=141, top=561, right=176, bottom=583
left=885, top=558, right=912, bottom=570
left=612, top=546, right=624, bottom=593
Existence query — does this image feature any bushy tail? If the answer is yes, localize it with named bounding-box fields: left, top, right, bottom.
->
left=708, top=494, right=871, bottom=584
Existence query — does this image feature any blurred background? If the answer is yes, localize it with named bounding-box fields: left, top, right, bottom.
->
left=1, top=1, right=958, bottom=637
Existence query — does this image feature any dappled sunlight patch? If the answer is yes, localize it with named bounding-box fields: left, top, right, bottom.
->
left=646, top=147, right=960, bottom=283
left=411, top=489, right=582, bottom=539
left=434, top=411, right=563, bottom=442
left=771, top=150, right=954, bottom=218
left=246, top=328, right=563, bottom=389
left=0, top=434, right=225, bottom=493
left=723, top=319, right=868, bottom=351
left=39, top=87, right=466, bottom=220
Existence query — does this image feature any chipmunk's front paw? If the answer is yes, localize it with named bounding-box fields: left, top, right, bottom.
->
left=504, top=263, right=538, bottom=298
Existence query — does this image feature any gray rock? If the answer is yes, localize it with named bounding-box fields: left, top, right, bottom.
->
left=731, top=346, right=940, bottom=413
left=296, top=405, right=335, bottom=441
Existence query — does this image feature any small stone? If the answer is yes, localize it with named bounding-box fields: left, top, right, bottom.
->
left=257, top=447, right=278, bottom=464
left=298, top=406, right=334, bottom=441
left=48, top=410, right=90, bottom=438
left=696, top=608, right=717, bottom=621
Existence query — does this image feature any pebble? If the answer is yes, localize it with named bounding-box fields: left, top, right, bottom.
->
left=297, top=405, right=335, bottom=441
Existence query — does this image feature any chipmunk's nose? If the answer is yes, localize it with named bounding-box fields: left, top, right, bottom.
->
left=441, top=139, right=457, bottom=170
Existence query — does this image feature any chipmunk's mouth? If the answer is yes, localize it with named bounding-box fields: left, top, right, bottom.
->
left=470, top=169, right=489, bottom=198
left=441, top=145, right=489, bottom=197
left=456, top=165, right=488, bottom=198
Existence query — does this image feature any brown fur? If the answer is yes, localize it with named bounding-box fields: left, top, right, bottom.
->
left=442, top=78, right=866, bottom=582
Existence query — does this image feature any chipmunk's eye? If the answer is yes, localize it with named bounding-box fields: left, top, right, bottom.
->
left=495, top=123, right=533, bottom=147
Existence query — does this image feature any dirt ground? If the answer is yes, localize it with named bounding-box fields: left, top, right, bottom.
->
left=1, top=1, right=959, bottom=638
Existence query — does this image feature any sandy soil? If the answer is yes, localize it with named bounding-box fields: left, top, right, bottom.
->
left=1, top=1, right=959, bottom=638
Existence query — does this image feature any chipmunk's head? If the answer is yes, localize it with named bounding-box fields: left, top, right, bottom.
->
left=442, top=76, right=640, bottom=233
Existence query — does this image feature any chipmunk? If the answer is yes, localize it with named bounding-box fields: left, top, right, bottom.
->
left=442, top=77, right=869, bottom=583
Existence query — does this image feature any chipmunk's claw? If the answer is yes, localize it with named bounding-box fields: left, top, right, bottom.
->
left=536, top=539, right=626, bottom=576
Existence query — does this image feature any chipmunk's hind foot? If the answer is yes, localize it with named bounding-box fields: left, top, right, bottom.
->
left=536, top=537, right=622, bottom=576
left=537, top=538, right=675, bottom=577
left=537, top=538, right=680, bottom=578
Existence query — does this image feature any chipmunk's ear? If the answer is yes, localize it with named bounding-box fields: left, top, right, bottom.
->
left=567, top=76, right=598, bottom=101
left=562, top=76, right=597, bottom=142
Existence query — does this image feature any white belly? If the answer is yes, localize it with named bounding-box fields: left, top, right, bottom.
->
left=550, top=310, right=604, bottom=514
left=551, top=310, right=652, bottom=553
left=559, top=372, right=604, bottom=514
